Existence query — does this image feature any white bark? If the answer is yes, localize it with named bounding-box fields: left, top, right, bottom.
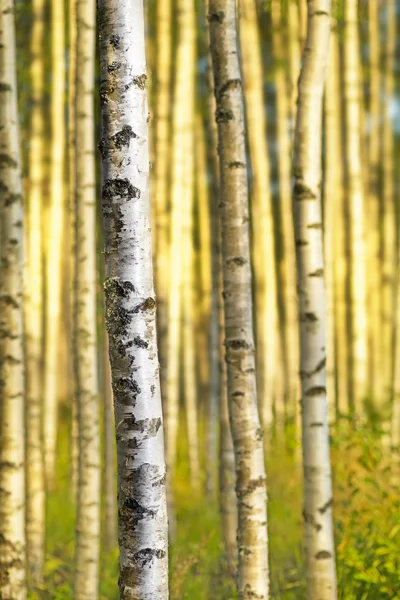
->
left=208, top=1, right=269, bottom=597
left=292, top=2, right=337, bottom=598
left=0, top=0, right=26, bottom=596
left=98, top=0, right=169, bottom=597
left=73, top=0, right=101, bottom=594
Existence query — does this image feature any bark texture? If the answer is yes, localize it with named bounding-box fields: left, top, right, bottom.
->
left=44, top=0, right=66, bottom=483
left=103, top=334, right=117, bottom=550
left=73, top=0, right=101, bottom=595
left=25, top=0, right=45, bottom=582
left=98, top=0, right=169, bottom=597
left=292, top=2, right=337, bottom=598
left=208, top=1, right=269, bottom=597
left=0, top=0, right=26, bottom=596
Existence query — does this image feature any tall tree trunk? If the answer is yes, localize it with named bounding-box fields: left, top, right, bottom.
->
left=103, top=334, right=117, bottom=551
left=73, top=0, right=101, bottom=595
left=98, top=0, right=169, bottom=597
left=271, top=0, right=300, bottom=426
left=25, top=0, right=45, bottom=582
left=154, top=0, right=171, bottom=400
left=293, top=1, right=337, bottom=598
left=240, top=0, right=278, bottom=429
left=343, top=0, right=368, bottom=416
left=44, top=0, right=66, bottom=483
left=287, top=0, right=301, bottom=133
left=165, top=0, right=195, bottom=489
left=381, top=0, right=396, bottom=411
left=208, top=2, right=269, bottom=597
left=366, top=0, right=383, bottom=405
left=0, top=1, right=26, bottom=596
left=299, top=0, right=307, bottom=49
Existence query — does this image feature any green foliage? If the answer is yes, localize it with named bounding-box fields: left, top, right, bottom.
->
left=32, top=420, right=400, bottom=599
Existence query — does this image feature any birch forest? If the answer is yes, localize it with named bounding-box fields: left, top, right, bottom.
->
left=3, top=0, right=400, bottom=598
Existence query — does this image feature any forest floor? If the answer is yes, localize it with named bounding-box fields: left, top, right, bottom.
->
left=29, top=413, right=400, bottom=600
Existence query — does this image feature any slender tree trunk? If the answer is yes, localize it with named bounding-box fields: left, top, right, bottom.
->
left=271, top=0, right=300, bottom=425
left=299, top=0, right=307, bottom=49
left=208, top=2, right=269, bottom=597
left=287, top=0, right=301, bottom=133
left=366, top=0, right=383, bottom=405
left=293, top=2, right=337, bottom=598
left=103, top=334, right=117, bottom=551
left=25, top=0, right=45, bottom=582
left=0, top=1, right=26, bottom=596
left=343, top=0, right=368, bottom=416
left=240, top=0, right=278, bottom=429
left=44, top=0, right=66, bottom=483
left=73, top=0, right=101, bottom=595
left=98, top=0, right=169, bottom=597
left=381, top=0, right=396, bottom=411
left=69, top=0, right=79, bottom=500
left=181, top=116, right=200, bottom=492
left=154, top=0, right=171, bottom=400
left=165, top=0, right=195, bottom=485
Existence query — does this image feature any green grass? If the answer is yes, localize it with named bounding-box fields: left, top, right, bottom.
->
left=28, top=418, right=400, bottom=599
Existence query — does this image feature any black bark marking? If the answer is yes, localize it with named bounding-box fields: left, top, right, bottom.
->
left=318, top=498, right=333, bottom=514
left=303, top=510, right=322, bottom=531
left=296, top=239, right=309, bottom=246
left=216, top=108, right=234, bottom=122
left=132, top=74, right=147, bottom=89
left=227, top=161, right=245, bottom=169
left=133, top=336, right=148, bottom=349
left=315, top=550, right=332, bottom=560
left=310, top=422, right=324, bottom=427
left=1, top=295, right=19, bottom=308
left=301, top=357, right=326, bottom=378
left=225, top=339, right=251, bottom=350
left=208, top=10, right=225, bottom=22
left=112, top=125, right=137, bottom=149
left=309, top=268, right=324, bottom=277
left=0, top=82, right=11, bottom=92
left=109, top=34, right=120, bottom=49
left=232, top=391, right=245, bottom=397
left=227, top=256, right=247, bottom=266
left=132, top=548, right=166, bottom=567
left=104, top=278, right=136, bottom=299
left=122, top=416, right=162, bottom=436
left=237, top=476, right=266, bottom=498
left=218, top=78, right=241, bottom=97
left=308, top=222, right=322, bottom=229
left=314, top=10, right=329, bottom=17
left=119, top=497, right=156, bottom=529
left=102, top=178, right=140, bottom=202
left=303, top=312, right=318, bottom=322
left=293, top=182, right=316, bottom=201
left=113, top=377, right=141, bottom=406
left=107, top=61, right=121, bottom=72
left=306, top=386, right=326, bottom=397
left=0, top=153, right=17, bottom=168
left=132, top=297, right=156, bottom=313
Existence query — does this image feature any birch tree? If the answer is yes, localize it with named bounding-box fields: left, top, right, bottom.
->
left=73, top=0, right=101, bottom=594
left=292, top=1, right=337, bottom=597
left=25, top=0, right=45, bottom=581
left=98, top=0, right=169, bottom=597
left=208, top=1, right=269, bottom=596
left=0, top=0, right=26, bottom=595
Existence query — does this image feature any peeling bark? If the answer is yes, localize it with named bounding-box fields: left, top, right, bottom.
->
left=98, top=0, right=169, bottom=597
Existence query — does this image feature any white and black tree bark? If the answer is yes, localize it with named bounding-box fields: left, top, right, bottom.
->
left=0, top=0, right=26, bottom=596
left=292, top=1, right=337, bottom=598
left=208, top=1, right=269, bottom=597
left=98, top=0, right=169, bottom=598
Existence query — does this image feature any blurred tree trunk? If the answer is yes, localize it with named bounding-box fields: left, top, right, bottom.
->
left=98, top=0, right=169, bottom=596
left=181, top=110, right=199, bottom=492
left=208, top=1, right=269, bottom=597
left=103, top=334, right=117, bottom=551
left=287, top=0, right=301, bottom=133
left=154, top=0, right=171, bottom=400
left=240, top=0, right=279, bottom=430
left=25, top=0, right=45, bottom=583
left=166, top=0, right=195, bottom=523
left=292, top=2, right=337, bottom=597
left=366, top=0, right=383, bottom=405
left=381, top=0, right=396, bottom=412
left=44, top=0, right=66, bottom=483
left=73, top=0, right=101, bottom=594
left=299, top=0, right=307, bottom=48
left=0, top=1, right=26, bottom=596
left=271, top=0, right=300, bottom=427
left=343, top=0, right=368, bottom=416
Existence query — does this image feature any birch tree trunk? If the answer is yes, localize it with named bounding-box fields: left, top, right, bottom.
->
left=166, top=0, right=195, bottom=483
left=154, top=0, right=171, bottom=399
left=208, top=2, right=269, bottom=596
left=287, top=0, right=301, bottom=133
left=271, top=0, right=300, bottom=426
left=44, top=0, right=65, bottom=483
left=0, top=0, right=26, bottom=595
left=73, top=0, right=101, bottom=595
left=25, top=0, right=45, bottom=582
left=103, top=334, right=117, bottom=550
left=366, top=0, right=383, bottom=405
left=343, top=0, right=368, bottom=416
left=381, top=0, right=396, bottom=411
left=292, top=1, right=337, bottom=597
left=240, top=0, right=278, bottom=430
left=98, top=0, right=169, bottom=597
